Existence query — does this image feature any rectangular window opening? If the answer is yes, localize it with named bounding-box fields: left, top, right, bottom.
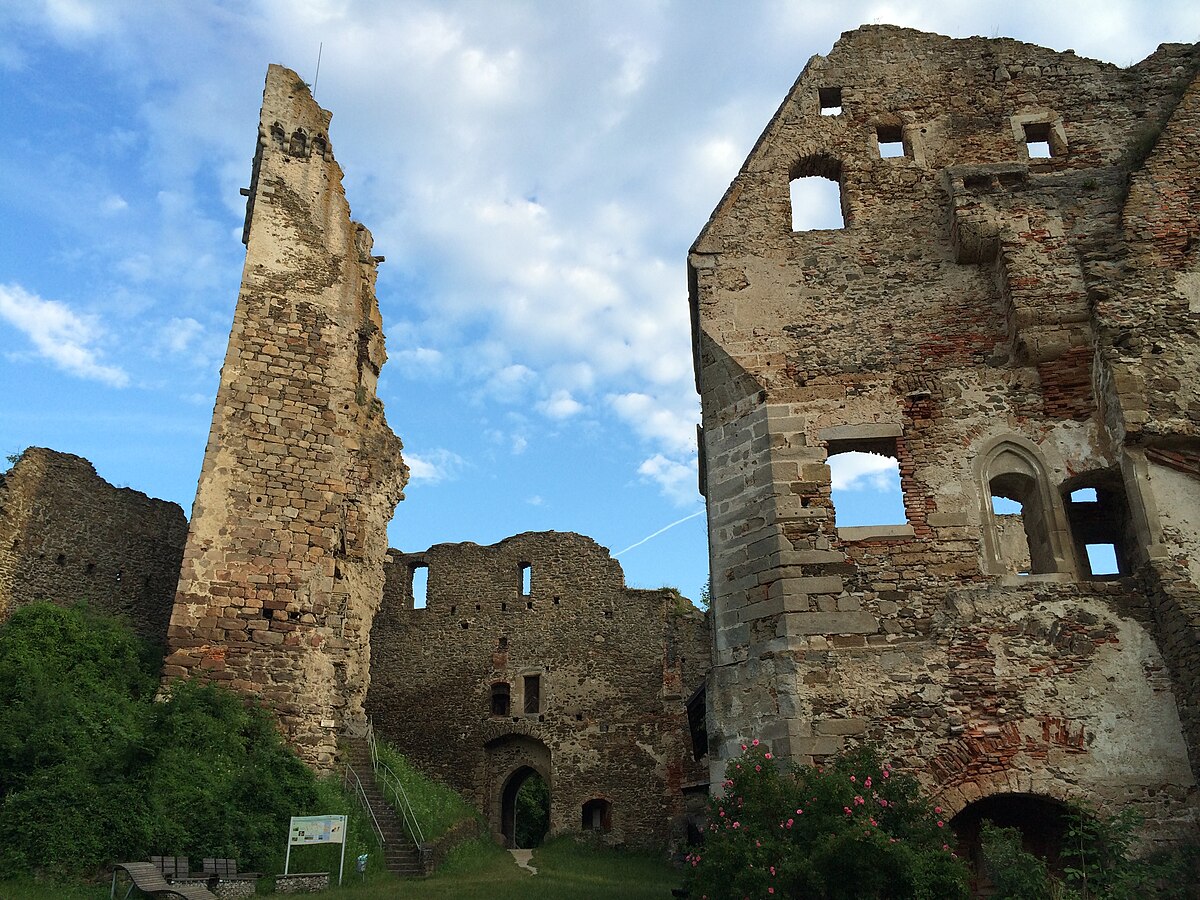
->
left=991, top=494, right=1032, bottom=576
left=819, top=86, right=842, bottom=116
left=491, top=683, right=510, bottom=717
left=410, top=564, right=429, bottom=609
left=1023, top=122, right=1053, bottom=159
left=1085, top=544, right=1120, bottom=577
left=827, top=437, right=907, bottom=529
left=877, top=124, right=905, bottom=159
left=519, top=562, right=532, bottom=596
left=1070, top=488, right=1098, bottom=503
left=790, top=175, right=845, bottom=231
left=523, top=674, right=541, bottom=714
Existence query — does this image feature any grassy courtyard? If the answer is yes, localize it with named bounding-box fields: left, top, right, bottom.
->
left=0, top=837, right=682, bottom=900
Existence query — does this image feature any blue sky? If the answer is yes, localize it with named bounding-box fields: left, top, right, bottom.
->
left=1, top=1, right=1196, bottom=604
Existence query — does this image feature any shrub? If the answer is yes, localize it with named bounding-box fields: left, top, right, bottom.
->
left=0, top=602, right=319, bottom=876
left=686, top=742, right=969, bottom=900
left=981, top=804, right=1200, bottom=900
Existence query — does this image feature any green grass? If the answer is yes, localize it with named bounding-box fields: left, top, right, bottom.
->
left=0, top=837, right=681, bottom=899
left=372, top=741, right=480, bottom=842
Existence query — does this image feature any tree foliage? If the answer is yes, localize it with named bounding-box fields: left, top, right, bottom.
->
left=0, top=602, right=318, bottom=876
left=686, top=742, right=969, bottom=899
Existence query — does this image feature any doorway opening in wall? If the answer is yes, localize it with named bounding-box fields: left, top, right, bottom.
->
left=410, top=564, right=428, bottom=609
left=950, top=794, right=1070, bottom=895
left=789, top=155, right=844, bottom=231
left=502, top=767, right=549, bottom=849
left=827, top=448, right=907, bottom=528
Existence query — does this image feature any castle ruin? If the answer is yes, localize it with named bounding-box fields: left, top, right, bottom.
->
left=690, top=25, right=1200, bottom=840
left=3, top=24, right=1200, bottom=857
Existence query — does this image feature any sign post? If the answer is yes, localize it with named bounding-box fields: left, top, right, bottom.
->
left=284, top=814, right=348, bottom=885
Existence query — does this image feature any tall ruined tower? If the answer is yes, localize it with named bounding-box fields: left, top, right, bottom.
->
left=165, top=65, right=407, bottom=768
left=691, top=27, right=1200, bottom=839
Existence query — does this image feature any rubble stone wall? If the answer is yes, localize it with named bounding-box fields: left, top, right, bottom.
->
left=164, top=65, right=407, bottom=769
left=0, top=447, right=186, bottom=644
left=367, top=531, right=709, bottom=848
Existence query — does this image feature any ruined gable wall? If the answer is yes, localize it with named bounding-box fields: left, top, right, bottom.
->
left=165, top=65, right=407, bottom=769
left=691, top=25, right=1198, bottom=837
left=0, top=447, right=186, bottom=644
left=367, top=532, right=709, bottom=848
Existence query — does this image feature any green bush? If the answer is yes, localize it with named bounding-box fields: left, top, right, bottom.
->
left=686, top=742, right=969, bottom=900
left=980, top=805, right=1200, bottom=900
left=0, top=602, right=319, bottom=876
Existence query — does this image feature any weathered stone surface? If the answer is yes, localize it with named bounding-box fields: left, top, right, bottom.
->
left=691, top=24, right=1200, bottom=840
left=164, top=65, right=407, bottom=769
left=0, top=447, right=186, bottom=644
left=367, top=531, right=709, bottom=848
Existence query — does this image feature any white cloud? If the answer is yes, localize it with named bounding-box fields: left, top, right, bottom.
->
left=638, top=453, right=700, bottom=507
left=406, top=449, right=466, bottom=484
left=393, top=346, right=446, bottom=378
left=0, top=284, right=128, bottom=387
left=158, top=317, right=203, bottom=354
left=829, top=451, right=900, bottom=492
left=608, top=392, right=698, bottom=457
left=101, top=194, right=128, bottom=214
left=536, top=389, right=584, bottom=419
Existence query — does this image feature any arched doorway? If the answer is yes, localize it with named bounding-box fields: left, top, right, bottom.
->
left=950, top=793, right=1071, bottom=894
left=501, top=766, right=549, bottom=848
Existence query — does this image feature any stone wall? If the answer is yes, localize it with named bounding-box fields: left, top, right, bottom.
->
left=0, top=447, right=186, bottom=644
left=690, top=25, right=1200, bottom=839
left=367, top=531, right=709, bottom=848
left=164, top=65, right=407, bottom=769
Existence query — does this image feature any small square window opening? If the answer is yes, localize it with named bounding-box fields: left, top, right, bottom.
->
left=1023, top=122, right=1053, bottom=158
left=877, top=125, right=905, bottom=159
left=819, top=86, right=842, bottom=116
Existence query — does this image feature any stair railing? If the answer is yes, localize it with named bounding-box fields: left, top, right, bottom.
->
left=365, top=718, right=427, bottom=851
left=343, top=762, right=386, bottom=850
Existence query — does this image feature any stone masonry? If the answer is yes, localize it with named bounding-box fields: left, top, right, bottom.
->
left=163, top=65, right=408, bottom=769
left=368, top=532, right=709, bottom=848
left=0, top=447, right=186, bottom=644
left=690, top=25, right=1200, bottom=840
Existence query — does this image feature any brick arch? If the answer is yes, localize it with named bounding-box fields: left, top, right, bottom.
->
left=932, top=770, right=1081, bottom=820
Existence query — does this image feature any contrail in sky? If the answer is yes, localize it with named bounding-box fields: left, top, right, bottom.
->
left=613, top=510, right=704, bottom=557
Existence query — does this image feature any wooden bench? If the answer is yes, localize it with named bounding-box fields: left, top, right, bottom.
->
left=201, top=857, right=262, bottom=881
left=109, top=861, right=219, bottom=900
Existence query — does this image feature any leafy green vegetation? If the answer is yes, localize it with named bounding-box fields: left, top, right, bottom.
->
left=373, top=740, right=480, bottom=842
left=686, top=741, right=970, bottom=899
left=980, top=806, right=1200, bottom=899
left=515, top=773, right=550, bottom=848
left=0, top=602, right=319, bottom=877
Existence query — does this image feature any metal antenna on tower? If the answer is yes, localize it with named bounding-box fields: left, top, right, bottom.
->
left=313, top=42, right=324, bottom=97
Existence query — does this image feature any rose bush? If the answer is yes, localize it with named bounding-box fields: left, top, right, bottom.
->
left=686, top=742, right=969, bottom=899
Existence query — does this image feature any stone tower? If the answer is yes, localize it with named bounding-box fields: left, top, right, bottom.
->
left=691, top=26, right=1199, bottom=838
left=164, top=65, right=407, bottom=768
